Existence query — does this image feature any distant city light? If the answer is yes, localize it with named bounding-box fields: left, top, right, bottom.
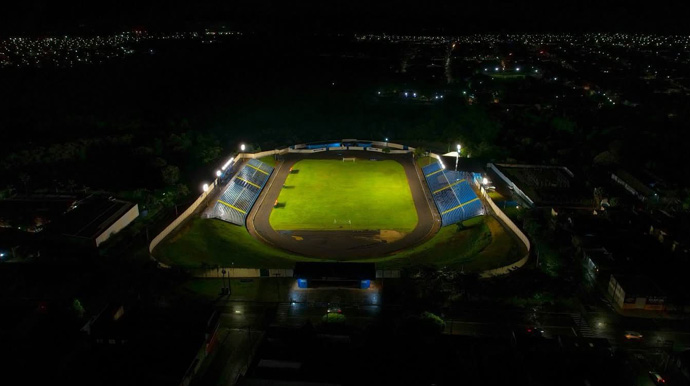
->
left=404, top=92, right=408, bottom=97
left=516, top=67, right=521, bottom=71
left=413, top=92, right=417, bottom=97
left=495, top=67, right=499, bottom=71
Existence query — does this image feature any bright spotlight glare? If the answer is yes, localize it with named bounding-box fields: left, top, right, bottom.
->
left=216, top=170, right=222, bottom=177
left=202, top=183, right=209, bottom=192
left=221, top=157, right=234, bottom=170
left=482, top=177, right=489, bottom=185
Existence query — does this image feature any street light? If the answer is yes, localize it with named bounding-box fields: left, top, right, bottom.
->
left=215, top=170, right=222, bottom=177
left=455, top=144, right=461, bottom=171
left=240, top=143, right=246, bottom=152
left=202, top=183, right=209, bottom=192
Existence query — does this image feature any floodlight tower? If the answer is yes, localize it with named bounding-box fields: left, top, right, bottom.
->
left=455, top=144, right=461, bottom=171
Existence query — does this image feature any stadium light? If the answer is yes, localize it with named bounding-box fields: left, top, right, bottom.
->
left=455, top=144, right=461, bottom=171
left=222, top=157, right=234, bottom=171
left=216, top=170, right=222, bottom=177
left=202, top=183, right=209, bottom=192
left=240, top=144, right=246, bottom=151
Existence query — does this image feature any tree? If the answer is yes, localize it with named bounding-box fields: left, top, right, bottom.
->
left=19, top=173, right=30, bottom=194
left=161, top=165, right=180, bottom=186
left=72, top=299, right=85, bottom=318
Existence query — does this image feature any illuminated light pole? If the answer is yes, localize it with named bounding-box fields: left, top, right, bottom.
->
left=455, top=144, right=461, bottom=172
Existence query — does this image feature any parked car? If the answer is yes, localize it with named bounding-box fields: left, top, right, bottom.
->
left=624, top=331, right=643, bottom=340
left=649, top=371, right=666, bottom=384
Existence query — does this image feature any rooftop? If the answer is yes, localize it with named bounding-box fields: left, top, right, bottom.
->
left=51, top=195, right=136, bottom=240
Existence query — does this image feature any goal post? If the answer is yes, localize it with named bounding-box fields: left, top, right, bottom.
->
left=342, top=157, right=356, bottom=162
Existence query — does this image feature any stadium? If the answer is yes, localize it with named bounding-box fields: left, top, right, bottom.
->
left=151, top=140, right=529, bottom=275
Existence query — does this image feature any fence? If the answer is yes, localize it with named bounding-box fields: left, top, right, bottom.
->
left=190, top=268, right=294, bottom=278
left=148, top=181, right=217, bottom=267
left=288, top=148, right=327, bottom=153
left=478, top=185, right=531, bottom=278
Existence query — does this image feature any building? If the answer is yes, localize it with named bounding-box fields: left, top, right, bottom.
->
left=81, top=303, right=130, bottom=345
left=608, top=274, right=666, bottom=311
left=294, top=262, right=376, bottom=289
left=487, top=163, right=592, bottom=208
left=583, top=248, right=614, bottom=279
left=611, top=170, right=658, bottom=202
left=0, top=194, right=77, bottom=232
left=52, top=195, right=139, bottom=247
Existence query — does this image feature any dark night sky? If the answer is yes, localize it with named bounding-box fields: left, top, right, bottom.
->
left=2, top=0, right=690, bottom=35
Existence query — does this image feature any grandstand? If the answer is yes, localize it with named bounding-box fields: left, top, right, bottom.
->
left=422, top=161, right=483, bottom=226
left=209, top=159, right=274, bottom=225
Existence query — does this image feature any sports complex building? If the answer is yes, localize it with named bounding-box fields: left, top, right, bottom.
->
left=149, top=139, right=531, bottom=278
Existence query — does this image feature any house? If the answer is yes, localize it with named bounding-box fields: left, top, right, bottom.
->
left=608, top=274, right=666, bottom=311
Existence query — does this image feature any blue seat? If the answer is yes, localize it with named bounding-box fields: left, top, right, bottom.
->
left=420, top=164, right=484, bottom=227
left=210, top=159, right=274, bottom=225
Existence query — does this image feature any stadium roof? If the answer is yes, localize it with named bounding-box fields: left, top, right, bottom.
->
left=52, top=195, right=136, bottom=240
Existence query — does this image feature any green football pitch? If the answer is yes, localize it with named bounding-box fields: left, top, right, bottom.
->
left=269, top=159, right=418, bottom=232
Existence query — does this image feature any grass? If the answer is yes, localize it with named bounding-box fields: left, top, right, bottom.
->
left=269, top=159, right=418, bottom=231
left=417, top=156, right=437, bottom=167
left=368, top=216, right=522, bottom=271
left=258, top=155, right=277, bottom=167
left=154, top=217, right=316, bottom=268
left=155, top=214, right=522, bottom=272
left=487, top=190, right=505, bottom=201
